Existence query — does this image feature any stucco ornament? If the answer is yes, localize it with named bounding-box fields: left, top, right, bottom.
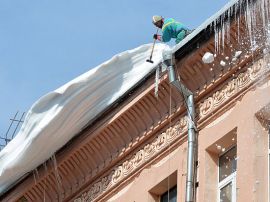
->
left=179, top=117, right=188, bottom=132
left=155, top=132, right=167, bottom=150
left=112, top=166, right=123, bottom=183
left=144, top=143, right=155, bottom=160
left=199, top=97, right=214, bottom=116
left=213, top=90, right=226, bottom=107
left=199, top=57, right=267, bottom=118
left=101, top=175, right=112, bottom=190
left=225, top=79, right=236, bottom=97
left=249, top=62, right=262, bottom=79
left=122, top=160, right=133, bottom=175
left=237, top=71, right=250, bottom=88
left=133, top=150, right=144, bottom=167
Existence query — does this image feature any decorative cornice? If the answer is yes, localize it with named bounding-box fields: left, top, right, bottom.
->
left=74, top=117, right=188, bottom=202
left=74, top=54, right=270, bottom=202
left=198, top=57, right=270, bottom=119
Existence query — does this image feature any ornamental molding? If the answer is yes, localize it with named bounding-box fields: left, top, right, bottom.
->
left=74, top=117, right=188, bottom=202
left=198, top=57, right=270, bottom=119
left=74, top=56, right=270, bottom=202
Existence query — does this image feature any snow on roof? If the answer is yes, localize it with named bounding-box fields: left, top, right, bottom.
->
left=0, top=0, right=242, bottom=195
left=0, top=43, right=168, bottom=194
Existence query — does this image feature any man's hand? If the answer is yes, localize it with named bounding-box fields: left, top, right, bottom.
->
left=153, top=34, right=161, bottom=41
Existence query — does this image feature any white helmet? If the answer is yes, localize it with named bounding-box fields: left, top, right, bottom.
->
left=152, top=15, right=162, bottom=24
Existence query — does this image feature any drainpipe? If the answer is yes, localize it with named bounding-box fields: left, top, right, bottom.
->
left=162, top=49, right=198, bottom=202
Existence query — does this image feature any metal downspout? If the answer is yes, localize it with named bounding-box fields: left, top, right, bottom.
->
left=162, top=50, right=198, bottom=202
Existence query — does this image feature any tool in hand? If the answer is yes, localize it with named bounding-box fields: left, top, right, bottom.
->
left=146, top=28, right=159, bottom=63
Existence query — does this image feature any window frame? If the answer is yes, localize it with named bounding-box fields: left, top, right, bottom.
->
left=217, top=145, right=237, bottom=202
left=160, top=185, right=177, bottom=202
left=218, top=172, right=237, bottom=202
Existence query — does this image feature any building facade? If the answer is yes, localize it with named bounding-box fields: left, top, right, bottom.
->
left=1, top=0, right=270, bottom=201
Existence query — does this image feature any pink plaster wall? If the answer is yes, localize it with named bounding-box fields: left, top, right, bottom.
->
left=106, top=72, right=270, bottom=202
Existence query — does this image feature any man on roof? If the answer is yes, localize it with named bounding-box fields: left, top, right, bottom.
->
left=152, top=15, right=191, bottom=44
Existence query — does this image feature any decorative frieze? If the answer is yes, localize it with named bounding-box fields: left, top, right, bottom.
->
left=199, top=60, right=268, bottom=118
left=74, top=117, right=188, bottom=202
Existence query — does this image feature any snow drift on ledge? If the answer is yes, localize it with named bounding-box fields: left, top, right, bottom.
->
left=0, top=43, right=169, bottom=194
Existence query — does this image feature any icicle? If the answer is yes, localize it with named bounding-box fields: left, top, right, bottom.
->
left=214, top=17, right=221, bottom=54
left=210, top=21, right=214, bottom=33
left=261, top=0, right=266, bottom=31
left=237, top=1, right=242, bottom=44
left=33, top=171, right=37, bottom=185
left=252, top=1, right=257, bottom=28
left=244, top=1, right=247, bottom=26
left=161, top=63, right=167, bottom=72
left=35, top=168, right=39, bottom=178
left=234, top=1, right=237, bottom=22
left=246, top=0, right=254, bottom=49
left=265, top=0, right=270, bottom=25
left=221, top=14, right=225, bottom=52
left=240, top=0, right=243, bottom=18
left=214, top=20, right=218, bottom=53
left=154, top=66, right=160, bottom=98
left=226, top=21, right=230, bottom=44
left=219, top=28, right=222, bottom=53
left=237, top=15, right=240, bottom=42
left=32, top=168, right=39, bottom=185
left=44, top=161, right=48, bottom=173
left=51, top=154, right=63, bottom=200
left=43, top=162, right=48, bottom=202
left=227, top=8, right=231, bottom=44
left=262, top=0, right=270, bottom=37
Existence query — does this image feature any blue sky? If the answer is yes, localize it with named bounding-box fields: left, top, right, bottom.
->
left=0, top=0, right=229, bottom=141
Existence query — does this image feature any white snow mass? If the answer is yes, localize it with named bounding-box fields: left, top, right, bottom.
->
left=234, top=51, right=242, bottom=58
left=220, top=60, right=226, bottom=66
left=202, top=52, right=215, bottom=64
left=0, top=43, right=168, bottom=194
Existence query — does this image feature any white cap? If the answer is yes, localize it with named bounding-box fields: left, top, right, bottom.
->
left=152, top=15, right=162, bottom=24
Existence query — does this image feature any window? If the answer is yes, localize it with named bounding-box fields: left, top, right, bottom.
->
left=148, top=171, right=177, bottom=202
left=218, top=146, right=237, bottom=202
left=160, top=185, right=177, bottom=202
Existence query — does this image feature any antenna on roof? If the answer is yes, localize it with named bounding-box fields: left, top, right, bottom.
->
left=0, top=111, right=25, bottom=151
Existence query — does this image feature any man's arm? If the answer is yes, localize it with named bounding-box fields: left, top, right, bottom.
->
left=161, top=29, right=171, bottom=42
left=153, top=30, right=171, bottom=42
